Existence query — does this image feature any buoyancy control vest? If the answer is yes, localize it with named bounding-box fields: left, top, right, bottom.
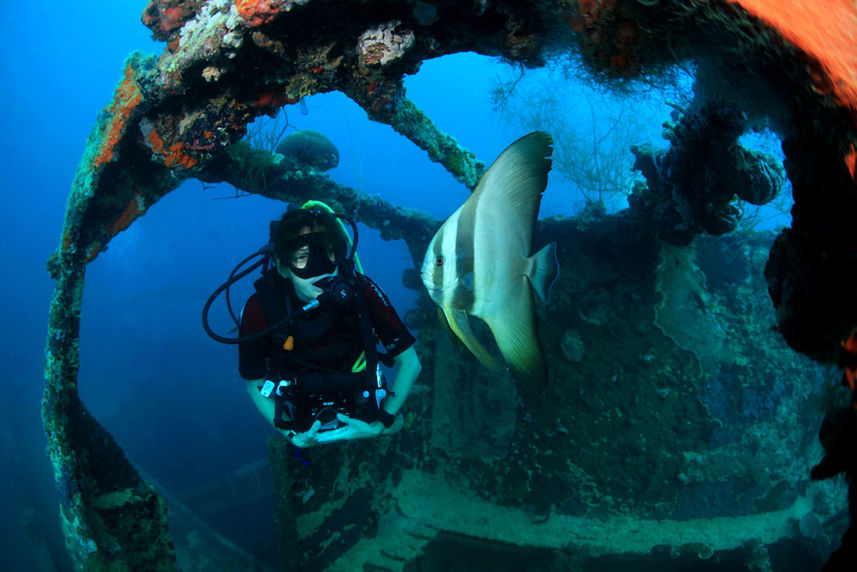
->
left=252, top=267, right=393, bottom=432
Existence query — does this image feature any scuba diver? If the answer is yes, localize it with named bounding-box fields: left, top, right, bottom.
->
left=203, top=202, right=421, bottom=448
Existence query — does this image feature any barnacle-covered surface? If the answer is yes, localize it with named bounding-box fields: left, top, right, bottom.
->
left=43, top=0, right=857, bottom=570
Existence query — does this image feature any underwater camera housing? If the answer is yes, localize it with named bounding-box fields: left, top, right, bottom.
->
left=264, top=367, right=388, bottom=433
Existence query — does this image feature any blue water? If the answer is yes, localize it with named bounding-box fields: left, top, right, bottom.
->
left=0, top=2, right=794, bottom=569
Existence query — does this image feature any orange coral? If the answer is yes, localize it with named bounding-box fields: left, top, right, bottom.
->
left=77, top=195, right=150, bottom=264
left=726, top=0, right=857, bottom=121
left=573, top=0, right=639, bottom=77
left=85, top=241, right=104, bottom=264
left=108, top=194, right=149, bottom=237
left=145, top=125, right=199, bottom=169
left=252, top=90, right=289, bottom=108
left=235, top=0, right=285, bottom=27
left=251, top=90, right=290, bottom=117
left=61, top=229, right=74, bottom=253
left=141, top=0, right=199, bottom=42
left=93, top=64, right=144, bottom=168
left=846, top=144, right=857, bottom=181
left=142, top=5, right=184, bottom=35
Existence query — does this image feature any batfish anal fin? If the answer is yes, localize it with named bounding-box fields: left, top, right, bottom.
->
left=528, top=241, right=560, bottom=303
left=442, top=304, right=503, bottom=372
left=484, top=281, right=548, bottom=385
left=437, top=307, right=468, bottom=354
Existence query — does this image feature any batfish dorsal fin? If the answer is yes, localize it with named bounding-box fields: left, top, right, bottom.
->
left=442, top=304, right=503, bottom=372
left=472, top=131, right=553, bottom=249
left=483, top=280, right=548, bottom=385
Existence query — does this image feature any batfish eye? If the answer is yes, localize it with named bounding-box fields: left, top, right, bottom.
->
left=434, top=256, right=444, bottom=267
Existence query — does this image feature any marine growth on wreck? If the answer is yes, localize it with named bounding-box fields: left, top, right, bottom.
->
left=42, top=1, right=857, bottom=570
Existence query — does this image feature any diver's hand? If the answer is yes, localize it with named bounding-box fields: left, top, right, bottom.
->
left=314, top=413, right=404, bottom=444
left=330, top=414, right=385, bottom=440
left=381, top=413, right=405, bottom=435
left=332, top=412, right=404, bottom=439
left=288, top=414, right=404, bottom=447
left=287, top=420, right=328, bottom=448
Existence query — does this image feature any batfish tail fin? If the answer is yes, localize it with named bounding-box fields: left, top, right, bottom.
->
left=442, top=305, right=503, bottom=372
left=486, top=281, right=548, bottom=386
left=528, top=241, right=559, bottom=303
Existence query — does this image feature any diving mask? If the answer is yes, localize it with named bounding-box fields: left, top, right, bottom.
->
left=284, top=232, right=339, bottom=279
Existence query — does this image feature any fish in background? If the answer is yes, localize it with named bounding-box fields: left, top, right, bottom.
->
left=275, top=129, right=340, bottom=171
left=420, top=131, right=559, bottom=385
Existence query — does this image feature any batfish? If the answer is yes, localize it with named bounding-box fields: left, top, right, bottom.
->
left=420, top=131, right=559, bottom=384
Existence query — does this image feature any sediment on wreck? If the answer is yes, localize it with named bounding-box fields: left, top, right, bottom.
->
left=43, top=0, right=857, bottom=569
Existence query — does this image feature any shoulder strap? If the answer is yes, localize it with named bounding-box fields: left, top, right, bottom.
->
left=253, top=270, right=292, bottom=329
left=352, top=279, right=380, bottom=374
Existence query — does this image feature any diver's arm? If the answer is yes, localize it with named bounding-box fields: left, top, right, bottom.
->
left=244, top=379, right=305, bottom=438
left=381, top=346, right=421, bottom=417
left=314, top=346, right=421, bottom=444
left=246, top=379, right=285, bottom=434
